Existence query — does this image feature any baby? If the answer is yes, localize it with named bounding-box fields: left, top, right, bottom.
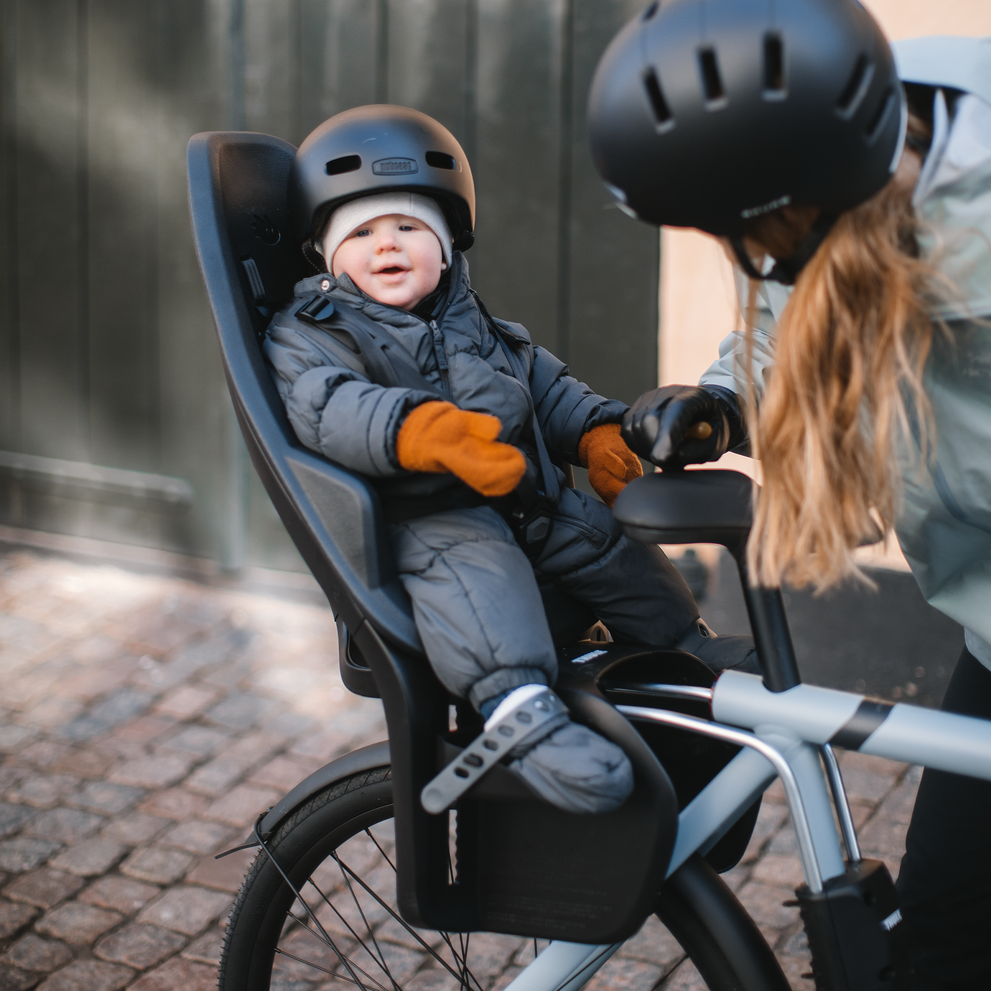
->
left=266, top=105, right=754, bottom=814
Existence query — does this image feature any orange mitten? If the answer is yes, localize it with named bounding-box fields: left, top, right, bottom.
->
left=396, top=401, right=527, bottom=497
left=579, top=423, right=643, bottom=507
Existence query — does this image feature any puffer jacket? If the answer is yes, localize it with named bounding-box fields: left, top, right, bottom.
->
left=264, top=251, right=626, bottom=520
left=699, top=36, right=991, bottom=665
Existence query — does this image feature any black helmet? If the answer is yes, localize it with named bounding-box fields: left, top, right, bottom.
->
left=289, top=105, right=475, bottom=252
left=587, top=0, right=906, bottom=240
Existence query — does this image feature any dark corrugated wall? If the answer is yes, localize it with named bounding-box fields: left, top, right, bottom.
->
left=0, top=0, right=657, bottom=573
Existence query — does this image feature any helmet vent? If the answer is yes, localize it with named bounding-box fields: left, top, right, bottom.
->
left=762, top=34, right=785, bottom=98
left=326, top=155, right=361, bottom=176
left=642, top=1, right=658, bottom=20
left=836, top=55, right=874, bottom=118
left=698, top=48, right=727, bottom=108
left=866, top=87, right=896, bottom=141
left=643, top=68, right=674, bottom=131
left=426, top=151, right=456, bottom=170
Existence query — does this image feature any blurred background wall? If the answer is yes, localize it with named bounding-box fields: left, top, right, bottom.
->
left=0, top=0, right=657, bottom=579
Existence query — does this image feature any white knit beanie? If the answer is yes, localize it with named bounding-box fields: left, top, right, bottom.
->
left=319, top=192, right=453, bottom=269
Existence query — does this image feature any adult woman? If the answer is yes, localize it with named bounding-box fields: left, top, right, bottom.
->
left=589, top=3, right=991, bottom=989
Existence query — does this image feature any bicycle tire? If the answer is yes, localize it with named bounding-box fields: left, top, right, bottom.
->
left=219, top=765, right=788, bottom=991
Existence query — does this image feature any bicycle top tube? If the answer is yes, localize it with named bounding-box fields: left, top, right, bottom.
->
left=713, top=670, right=991, bottom=781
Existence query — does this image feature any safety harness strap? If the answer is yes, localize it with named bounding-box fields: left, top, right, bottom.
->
left=296, top=295, right=447, bottom=398
left=729, top=212, right=838, bottom=286
left=420, top=687, right=568, bottom=814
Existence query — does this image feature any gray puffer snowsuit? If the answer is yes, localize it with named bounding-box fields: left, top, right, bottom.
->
left=264, top=254, right=704, bottom=710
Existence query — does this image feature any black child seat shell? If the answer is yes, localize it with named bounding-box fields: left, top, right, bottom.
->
left=186, top=130, right=755, bottom=942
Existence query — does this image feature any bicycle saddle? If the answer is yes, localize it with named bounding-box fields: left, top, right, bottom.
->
left=613, top=468, right=753, bottom=553
left=614, top=468, right=803, bottom=694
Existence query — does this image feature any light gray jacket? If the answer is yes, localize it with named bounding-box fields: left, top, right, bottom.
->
left=699, top=37, right=991, bottom=666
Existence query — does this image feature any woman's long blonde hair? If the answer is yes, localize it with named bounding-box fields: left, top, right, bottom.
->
left=744, top=135, right=938, bottom=590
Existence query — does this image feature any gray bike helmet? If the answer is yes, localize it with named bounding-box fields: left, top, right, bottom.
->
left=587, top=0, right=906, bottom=277
left=289, top=105, right=475, bottom=254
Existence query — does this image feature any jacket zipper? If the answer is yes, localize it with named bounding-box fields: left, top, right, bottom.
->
left=429, top=319, right=451, bottom=397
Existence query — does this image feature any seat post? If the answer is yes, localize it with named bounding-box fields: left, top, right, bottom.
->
left=729, top=540, right=801, bottom=692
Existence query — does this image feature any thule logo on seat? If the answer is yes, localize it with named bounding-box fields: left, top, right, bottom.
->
left=373, top=158, right=418, bottom=175
left=881, top=908, right=902, bottom=931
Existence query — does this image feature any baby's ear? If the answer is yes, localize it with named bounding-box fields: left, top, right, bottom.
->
left=441, top=261, right=448, bottom=271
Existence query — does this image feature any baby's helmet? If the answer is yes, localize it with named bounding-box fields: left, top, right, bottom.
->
left=587, top=0, right=905, bottom=237
left=289, top=105, right=475, bottom=252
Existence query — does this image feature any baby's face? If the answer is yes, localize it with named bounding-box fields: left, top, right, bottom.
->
left=329, top=214, right=445, bottom=311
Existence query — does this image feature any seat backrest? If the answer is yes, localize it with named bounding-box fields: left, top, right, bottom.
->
left=186, top=131, right=421, bottom=658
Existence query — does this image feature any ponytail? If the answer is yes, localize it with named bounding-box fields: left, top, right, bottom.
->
left=746, top=145, right=937, bottom=589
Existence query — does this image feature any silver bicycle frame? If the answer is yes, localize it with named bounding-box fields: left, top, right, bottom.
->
left=503, top=671, right=991, bottom=991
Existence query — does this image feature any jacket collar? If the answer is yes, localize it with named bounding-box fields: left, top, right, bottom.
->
left=293, top=252, right=471, bottom=316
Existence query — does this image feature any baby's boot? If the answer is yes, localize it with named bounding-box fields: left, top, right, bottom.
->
left=677, top=619, right=761, bottom=675
left=484, top=685, right=633, bottom=814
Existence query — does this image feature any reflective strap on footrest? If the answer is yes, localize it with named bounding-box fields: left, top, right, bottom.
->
left=420, top=688, right=567, bottom=814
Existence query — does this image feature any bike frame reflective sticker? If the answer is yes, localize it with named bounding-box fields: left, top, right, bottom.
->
left=829, top=700, right=893, bottom=750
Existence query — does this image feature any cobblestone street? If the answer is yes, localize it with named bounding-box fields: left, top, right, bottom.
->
left=0, top=547, right=918, bottom=991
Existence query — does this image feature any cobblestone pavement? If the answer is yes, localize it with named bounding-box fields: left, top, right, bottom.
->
left=0, top=548, right=919, bottom=991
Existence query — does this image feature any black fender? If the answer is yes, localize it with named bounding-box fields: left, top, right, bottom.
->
left=257, top=740, right=391, bottom=840
left=658, top=854, right=790, bottom=991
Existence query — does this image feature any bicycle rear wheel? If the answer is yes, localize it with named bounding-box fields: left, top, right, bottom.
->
left=219, top=765, right=787, bottom=991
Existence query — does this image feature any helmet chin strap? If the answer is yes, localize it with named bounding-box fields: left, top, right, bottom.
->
left=730, top=212, right=838, bottom=286
left=302, top=237, right=328, bottom=273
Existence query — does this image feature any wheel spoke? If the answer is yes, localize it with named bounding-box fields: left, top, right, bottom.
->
left=282, top=912, right=394, bottom=991
left=275, top=927, right=398, bottom=991
left=253, top=828, right=375, bottom=991
left=366, top=828, right=397, bottom=873
left=334, top=853, right=489, bottom=990
left=330, top=858, right=402, bottom=991
left=292, top=871, right=397, bottom=990
left=434, top=928, right=483, bottom=991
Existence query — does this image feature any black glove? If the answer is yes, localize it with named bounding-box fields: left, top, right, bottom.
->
left=622, top=385, right=744, bottom=468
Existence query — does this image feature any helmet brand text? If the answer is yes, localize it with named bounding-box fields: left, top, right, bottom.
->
left=372, top=158, right=419, bottom=175
left=740, top=194, right=791, bottom=219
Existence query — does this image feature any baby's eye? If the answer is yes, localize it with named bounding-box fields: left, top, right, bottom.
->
left=352, top=228, right=371, bottom=237
left=398, top=225, right=415, bottom=232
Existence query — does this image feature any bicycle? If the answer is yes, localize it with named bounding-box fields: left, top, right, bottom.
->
left=187, top=131, right=991, bottom=991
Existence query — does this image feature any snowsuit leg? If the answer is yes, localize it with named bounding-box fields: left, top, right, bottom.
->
left=390, top=501, right=634, bottom=814
left=389, top=505, right=558, bottom=711
left=532, top=486, right=699, bottom=645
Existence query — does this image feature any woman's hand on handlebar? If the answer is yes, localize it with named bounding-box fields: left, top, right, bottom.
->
left=621, top=385, right=740, bottom=468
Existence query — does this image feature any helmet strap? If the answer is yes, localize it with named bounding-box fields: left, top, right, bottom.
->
left=730, top=212, right=838, bottom=286
left=301, top=237, right=328, bottom=274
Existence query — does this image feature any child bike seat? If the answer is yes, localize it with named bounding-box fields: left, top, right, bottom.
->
left=186, top=131, right=754, bottom=943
